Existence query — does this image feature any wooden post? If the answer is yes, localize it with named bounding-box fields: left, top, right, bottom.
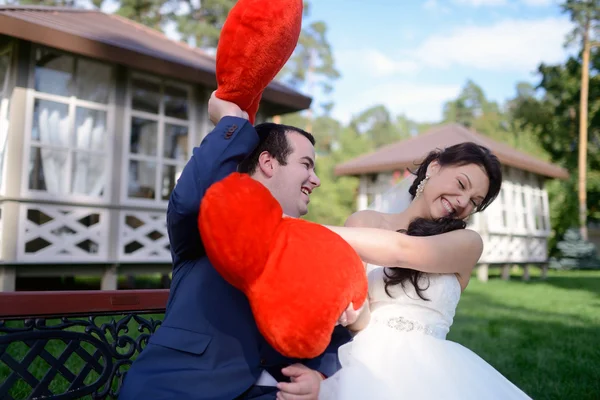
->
left=522, top=265, right=530, bottom=281
left=501, top=264, right=510, bottom=280
left=578, top=17, right=591, bottom=241
left=541, top=263, right=549, bottom=280
left=477, top=264, right=489, bottom=282
left=0, top=266, right=16, bottom=292
left=101, top=264, right=118, bottom=291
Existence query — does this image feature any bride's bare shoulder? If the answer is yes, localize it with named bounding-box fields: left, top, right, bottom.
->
left=344, top=210, right=388, bottom=228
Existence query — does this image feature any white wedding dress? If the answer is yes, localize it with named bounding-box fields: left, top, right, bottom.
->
left=319, top=265, right=532, bottom=399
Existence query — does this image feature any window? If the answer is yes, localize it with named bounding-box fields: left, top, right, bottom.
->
left=500, top=188, right=509, bottom=228
left=532, top=189, right=547, bottom=231
left=486, top=184, right=509, bottom=233
left=0, top=38, right=12, bottom=193
left=512, top=185, right=525, bottom=231
left=521, top=188, right=529, bottom=231
left=27, top=46, right=113, bottom=199
left=125, top=74, right=192, bottom=202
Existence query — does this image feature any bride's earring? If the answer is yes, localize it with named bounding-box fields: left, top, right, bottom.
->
left=415, top=175, right=429, bottom=198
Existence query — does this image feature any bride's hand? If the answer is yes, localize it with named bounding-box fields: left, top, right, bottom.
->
left=336, top=301, right=364, bottom=327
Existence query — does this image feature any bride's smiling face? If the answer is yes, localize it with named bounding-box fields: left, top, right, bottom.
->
left=420, top=161, right=490, bottom=220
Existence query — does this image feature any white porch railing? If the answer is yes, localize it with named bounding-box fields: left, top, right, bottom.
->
left=8, top=203, right=172, bottom=264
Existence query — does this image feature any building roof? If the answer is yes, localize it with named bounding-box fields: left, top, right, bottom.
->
left=335, top=123, right=569, bottom=180
left=0, top=5, right=311, bottom=115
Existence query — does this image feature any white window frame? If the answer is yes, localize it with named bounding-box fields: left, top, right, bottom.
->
left=530, top=176, right=551, bottom=236
left=0, top=39, right=14, bottom=196
left=530, top=188, right=544, bottom=233
left=21, top=45, right=116, bottom=204
left=511, top=184, right=527, bottom=235
left=121, top=71, right=196, bottom=207
left=486, top=183, right=510, bottom=234
left=504, top=167, right=526, bottom=235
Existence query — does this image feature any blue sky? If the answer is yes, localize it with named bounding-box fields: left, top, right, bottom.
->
left=304, top=0, right=576, bottom=124
left=97, top=0, right=576, bottom=124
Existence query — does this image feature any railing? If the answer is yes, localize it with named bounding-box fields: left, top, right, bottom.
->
left=0, top=290, right=169, bottom=400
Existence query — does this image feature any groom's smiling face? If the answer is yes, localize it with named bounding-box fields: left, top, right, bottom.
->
left=270, top=131, right=321, bottom=217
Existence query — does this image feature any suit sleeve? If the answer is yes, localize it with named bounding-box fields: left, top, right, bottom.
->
left=166, top=116, right=259, bottom=261
left=303, top=326, right=353, bottom=378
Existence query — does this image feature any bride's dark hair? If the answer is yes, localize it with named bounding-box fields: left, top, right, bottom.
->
left=384, top=142, right=502, bottom=300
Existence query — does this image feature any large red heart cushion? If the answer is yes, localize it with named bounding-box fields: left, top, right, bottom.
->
left=198, top=173, right=368, bottom=358
left=215, top=0, right=303, bottom=124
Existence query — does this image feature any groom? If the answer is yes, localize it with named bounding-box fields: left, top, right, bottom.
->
left=119, top=94, right=356, bottom=400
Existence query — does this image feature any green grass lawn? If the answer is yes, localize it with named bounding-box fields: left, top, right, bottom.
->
left=1, top=269, right=599, bottom=399
left=448, top=268, right=600, bottom=400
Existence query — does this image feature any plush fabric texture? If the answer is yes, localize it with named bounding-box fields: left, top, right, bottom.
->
left=215, top=0, right=303, bottom=124
left=199, top=173, right=368, bottom=358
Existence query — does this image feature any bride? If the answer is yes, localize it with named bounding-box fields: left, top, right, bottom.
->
left=277, top=142, right=532, bottom=400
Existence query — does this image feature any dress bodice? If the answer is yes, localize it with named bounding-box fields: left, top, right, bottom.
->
left=318, top=267, right=533, bottom=400
left=366, top=264, right=462, bottom=339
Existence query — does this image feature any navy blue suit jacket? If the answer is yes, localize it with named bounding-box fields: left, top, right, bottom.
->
left=119, top=117, right=352, bottom=400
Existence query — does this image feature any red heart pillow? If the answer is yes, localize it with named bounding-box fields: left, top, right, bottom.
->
left=215, top=0, right=303, bottom=124
left=198, top=173, right=368, bottom=358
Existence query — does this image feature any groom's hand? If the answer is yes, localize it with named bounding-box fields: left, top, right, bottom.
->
left=276, top=364, right=322, bottom=400
left=207, top=91, right=249, bottom=126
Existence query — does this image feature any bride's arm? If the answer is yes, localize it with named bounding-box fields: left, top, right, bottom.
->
left=324, top=219, right=483, bottom=276
left=341, top=212, right=376, bottom=333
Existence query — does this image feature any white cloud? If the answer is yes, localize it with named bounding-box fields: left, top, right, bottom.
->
left=423, top=0, right=452, bottom=13
left=337, top=17, right=572, bottom=79
left=424, top=0, right=439, bottom=10
left=332, top=82, right=462, bottom=124
left=413, top=17, right=573, bottom=72
left=452, top=0, right=508, bottom=6
left=521, top=0, right=556, bottom=6
left=330, top=16, right=573, bottom=124
left=449, top=0, right=555, bottom=6
left=336, top=49, right=419, bottom=78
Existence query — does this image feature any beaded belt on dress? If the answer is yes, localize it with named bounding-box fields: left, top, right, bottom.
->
left=371, top=316, right=446, bottom=339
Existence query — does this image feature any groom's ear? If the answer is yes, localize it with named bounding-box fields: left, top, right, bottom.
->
left=257, top=151, right=276, bottom=178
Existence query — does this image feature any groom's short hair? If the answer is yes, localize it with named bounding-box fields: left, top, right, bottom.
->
left=238, top=123, right=315, bottom=175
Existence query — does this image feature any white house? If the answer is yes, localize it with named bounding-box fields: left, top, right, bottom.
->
left=335, top=124, right=569, bottom=281
left=0, top=6, right=311, bottom=291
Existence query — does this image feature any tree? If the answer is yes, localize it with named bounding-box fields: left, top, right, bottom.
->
left=169, top=0, right=236, bottom=48
left=166, top=0, right=339, bottom=112
left=504, top=82, right=553, bottom=161
left=277, top=3, right=340, bottom=124
left=5, top=0, right=170, bottom=30
left=349, top=105, right=410, bottom=149
left=280, top=112, right=343, bottom=154
left=279, top=20, right=340, bottom=94
left=550, top=228, right=600, bottom=269
left=443, top=80, right=501, bottom=129
left=166, top=0, right=338, bottom=130
left=112, top=0, right=168, bottom=30
left=512, top=54, right=600, bottom=254
left=2, top=0, right=92, bottom=6
left=561, top=0, right=600, bottom=240
left=442, top=80, right=549, bottom=159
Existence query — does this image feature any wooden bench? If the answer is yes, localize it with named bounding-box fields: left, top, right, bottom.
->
left=0, top=290, right=169, bottom=399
